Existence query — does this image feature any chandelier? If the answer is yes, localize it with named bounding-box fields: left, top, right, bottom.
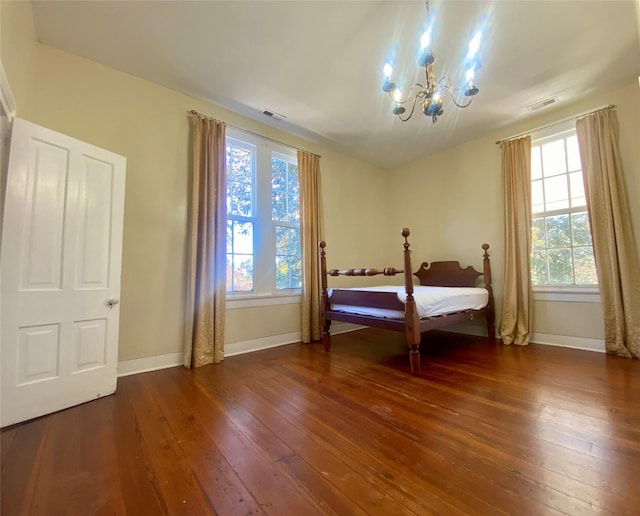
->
left=382, top=0, right=482, bottom=123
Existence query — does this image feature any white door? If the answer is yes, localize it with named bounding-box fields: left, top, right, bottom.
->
left=1, top=118, right=126, bottom=427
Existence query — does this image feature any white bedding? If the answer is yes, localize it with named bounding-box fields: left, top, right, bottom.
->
left=330, top=285, right=488, bottom=320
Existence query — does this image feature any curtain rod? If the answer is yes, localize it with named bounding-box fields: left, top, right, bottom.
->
left=495, top=104, right=615, bottom=145
left=188, top=110, right=321, bottom=159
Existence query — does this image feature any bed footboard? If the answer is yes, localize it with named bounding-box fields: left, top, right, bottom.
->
left=319, top=229, right=495, bottom=376
left=319, top=229, right=422, bottom=374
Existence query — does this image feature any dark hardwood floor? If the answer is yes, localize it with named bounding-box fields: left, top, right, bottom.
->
left=2, top=329, right=640, bottom=515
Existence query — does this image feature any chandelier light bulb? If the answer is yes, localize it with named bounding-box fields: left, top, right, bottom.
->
left=467, top=31, right=482, bottom=59
left=466, top=68, right=475, bottom=81
left=383, top=62, right=393, bottom=78
left=420, top=29, right=431, bottom=49
left=393, top=88, right=403, bottom=102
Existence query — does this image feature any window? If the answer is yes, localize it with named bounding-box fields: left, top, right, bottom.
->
left=226, top=129, right=301, bottom=296
left=530, top=127, right=597, bottom=288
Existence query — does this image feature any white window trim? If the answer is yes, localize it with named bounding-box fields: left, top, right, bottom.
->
left=532, top=285, right=600, bottom=303
left=530, top=122, right=599, bottom=299
left=225, top=127, right=301, bottom=299
left=226, top=293, right=301, bottom=309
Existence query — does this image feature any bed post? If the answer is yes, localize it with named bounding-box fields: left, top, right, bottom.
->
left=402, top=228, right=421, bottom=375
left=319, top=241, right=332, bottom=351
left=482, top=243, right=496, bottom=340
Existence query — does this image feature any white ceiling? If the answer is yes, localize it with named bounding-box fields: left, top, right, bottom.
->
left=31, top=1, right=639, bottom=169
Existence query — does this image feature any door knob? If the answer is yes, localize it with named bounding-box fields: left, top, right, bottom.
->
left=107, top=298, right=120, bottom=309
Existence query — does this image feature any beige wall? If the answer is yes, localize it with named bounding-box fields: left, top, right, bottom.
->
left=388, top=80, right=640, bottom=342
left=0, top=1, right=393, bottom=360
left=2, top=0, right=637, bottom=359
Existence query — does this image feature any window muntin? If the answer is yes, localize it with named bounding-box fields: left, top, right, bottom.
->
left=531, top=129, right=597, bottom=287
left=225, top=131, right=300, bottom=295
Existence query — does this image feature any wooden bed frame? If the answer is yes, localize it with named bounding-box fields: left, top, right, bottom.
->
left=319, top=228, right=495, bottom=376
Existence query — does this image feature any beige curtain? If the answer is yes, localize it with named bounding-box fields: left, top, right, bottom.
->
left=298, top=150, right=324, bottom=343
left=576, top=110, right=640, bottom=358
left=184, top=116, right=227, bottom=368
left=500, top=136, right=533, bottom=345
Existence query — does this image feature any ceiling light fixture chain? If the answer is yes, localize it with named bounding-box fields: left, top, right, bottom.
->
left=382, top=0, right=482, bottom=123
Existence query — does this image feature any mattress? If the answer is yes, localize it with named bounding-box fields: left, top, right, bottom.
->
left=330, top=285, right=489, bottom=320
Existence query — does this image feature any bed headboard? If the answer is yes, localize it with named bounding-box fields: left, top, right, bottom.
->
left=414, top=261, right=481, bottom=287
left=414, top=244, right=491, bottom=288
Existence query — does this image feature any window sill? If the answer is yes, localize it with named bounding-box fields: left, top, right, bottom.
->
left=533, top=286, right=600, bottom=303
left=226, top=292, right=301, bottom=310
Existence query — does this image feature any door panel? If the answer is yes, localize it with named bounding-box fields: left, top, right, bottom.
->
left=16, top=323, right=60, bottom=385
left=71, top=318, right=107, bottom=373
left=19, top=140, right=69, bottom=291
left=1, top=118, right=126, bottom=427
left=75, top=155, right=113, bottom=289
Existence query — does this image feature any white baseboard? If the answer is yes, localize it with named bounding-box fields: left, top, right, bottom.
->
left=442, top=324, right=605, bottom=353
left=224, top=331, right=302, bottom=357
left=117, top=351, right=184, bottom=377
left=116, top=323, right=367, bottom=377
left=530, top=332, right=605, bottom=353
left=224, top=322, right=366, bottom=358
left=116, top=325, right=605, bottom=377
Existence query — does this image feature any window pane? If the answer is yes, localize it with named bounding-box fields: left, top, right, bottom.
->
left=571, top=212, right=592, bottom=246
left=272, top=157, right=300, bottom=223
left=287, top=163, right=300, bottom=223
left=531, top=146, right=542, bottom=180
left=227, top=147, right=253, bottom=183
left=532, top=180, right=544, bottom=214
left=544, top=175, right=569, bottom=211
left=226, top=254, right=233, bottom=291
left=275, top=256, right=289, bottom=290
left=569, top=171, right=586, bottom=208
left=566, top=135, right=581, bottom=172
left=573, top=247, right=597, bottom=285
left=541, top=140, right=566, bottom=177
left=275, top=226, right=300, bottom=256
left=548, top=248, right=573, bottom=284
left=275, top=225, right=301, bottom=290
left=531, top=250, right=548, bottom=285
left=275, top=225, right=289, bottom=255
left=290, top=257, right=301, bottom=288
left=532, top=217, right=546, bottom=249
left=232, top=221, right=253, bottom=254
left=545, top=214, right=570, bottom=248
left=227, top=181, right=253, bottom=217
left=276, top=256, right=302, bottom=290
left=232, top=255, right=253, bottom=291
left=226, top=254, right=254, bottom=292
left=227, top=220, right=254, bottom=292
left=272, top=158, right=286, bottom=220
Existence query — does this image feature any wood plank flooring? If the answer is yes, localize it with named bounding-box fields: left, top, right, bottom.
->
left=2, top=329, right=640, bottom=515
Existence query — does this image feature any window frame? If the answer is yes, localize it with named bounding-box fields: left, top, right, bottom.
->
left=225, top=128, right=301, bottom=305
left=529, top=122, right=599, bottom=302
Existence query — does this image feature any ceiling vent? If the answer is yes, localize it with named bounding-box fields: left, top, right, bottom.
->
left=262, top=109, right=286, bottom=121
left=527, top=96, right=559, bottom=112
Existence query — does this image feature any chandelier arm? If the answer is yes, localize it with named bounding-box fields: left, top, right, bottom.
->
left=398, top=93, right=421, bottom=122
left=449, top=96, right=473, bottom=109
left=388, top=83, right=428, bottom=105
left=440, top=83, right=473, bottom=108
